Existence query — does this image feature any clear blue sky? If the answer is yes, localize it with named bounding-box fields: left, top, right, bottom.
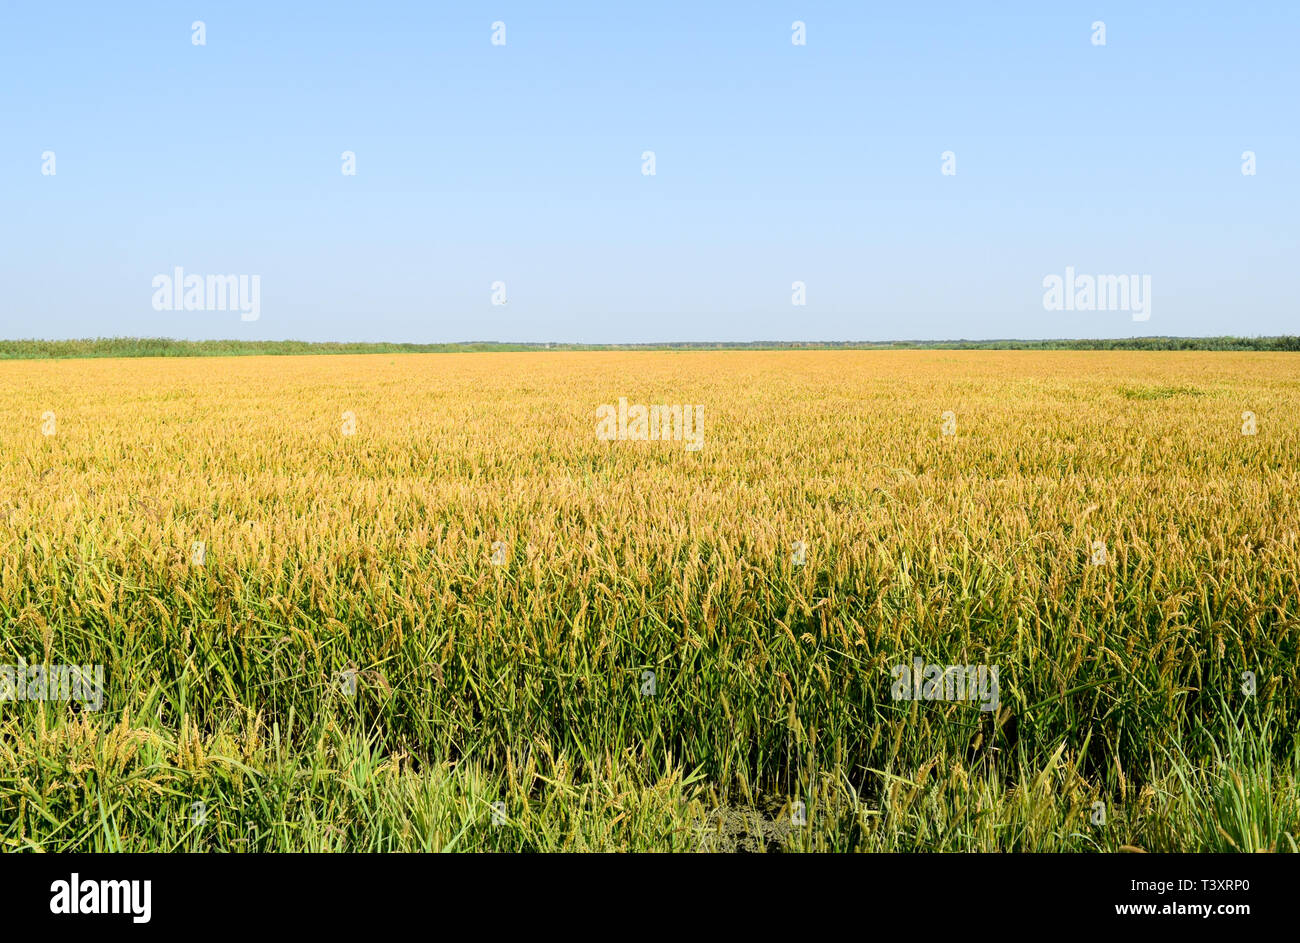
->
left=2, top=2, right=1296, bottom=342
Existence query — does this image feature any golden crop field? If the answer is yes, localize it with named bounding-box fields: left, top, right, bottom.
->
left=2, top=350, right=1298, bottom=851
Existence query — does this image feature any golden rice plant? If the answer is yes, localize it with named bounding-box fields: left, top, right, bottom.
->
left=1, top=350, right=1297, bottom=851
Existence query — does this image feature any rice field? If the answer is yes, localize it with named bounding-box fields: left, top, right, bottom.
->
left=1, top=350, right=1297, bottom=851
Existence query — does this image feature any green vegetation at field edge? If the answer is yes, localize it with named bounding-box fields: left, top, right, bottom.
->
left=2, top=335, right=1299, bottom=361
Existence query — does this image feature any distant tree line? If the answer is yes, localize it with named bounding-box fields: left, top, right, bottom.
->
left=1, top=335, right=1297, bottom=360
